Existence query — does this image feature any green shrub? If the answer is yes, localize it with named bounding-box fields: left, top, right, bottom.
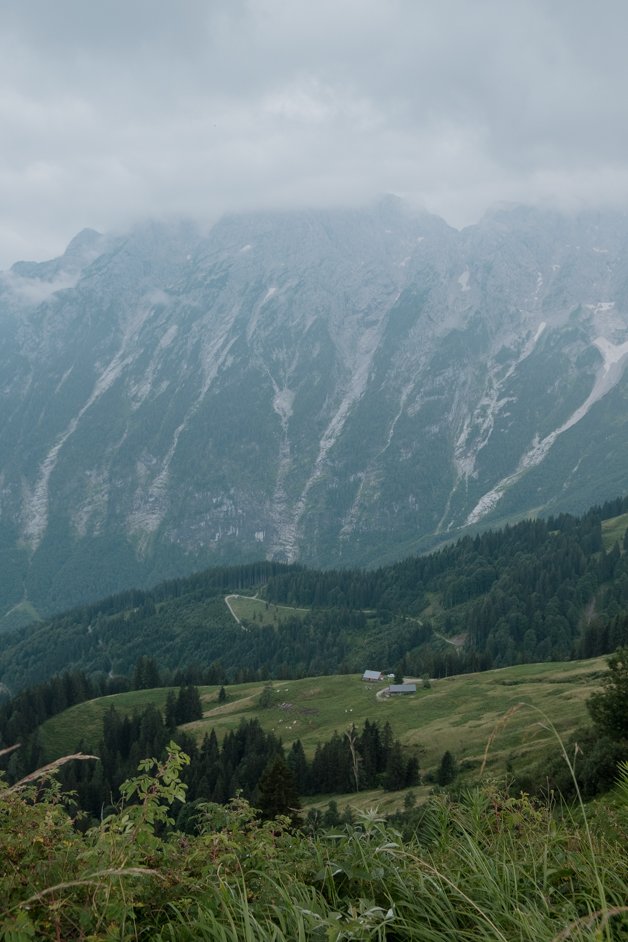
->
left=1, top=745, right=627, bottom=940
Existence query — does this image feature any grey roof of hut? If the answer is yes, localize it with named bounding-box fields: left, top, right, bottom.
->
left=388, top=683, right=417, bottom=695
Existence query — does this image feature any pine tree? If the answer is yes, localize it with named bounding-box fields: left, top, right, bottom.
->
left=175, top=685, right=203, bottom=724
left=133, top=656, right=161, bottom=690
left=436, top=750, right=457, bottom=786
left=258, top=684, right=275, bottom=708
left=322, top=799, right=340, bottom=827
left=256, top=755, right=301, bottom=824
left=359, top=719, right=384, bottom=787
left=404, top=790, right=416, bottom=811
left=587, top=646, right=628, bottom=740
left=165, top=691, right=177, bottom=729
left=383, top=742, right=406, bottom=791
left=405, top=755, right=420, bottom=788
left=287, top=739, right=309, bottom=794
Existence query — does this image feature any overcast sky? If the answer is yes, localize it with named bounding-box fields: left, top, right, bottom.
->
left=1, top=0, right=628, bottom=268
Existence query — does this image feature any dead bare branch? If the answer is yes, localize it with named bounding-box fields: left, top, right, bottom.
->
left=2, top=753, right=99, bottom=794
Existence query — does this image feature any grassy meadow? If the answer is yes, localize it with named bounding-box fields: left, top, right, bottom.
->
left=227, top=594, right=309, bottom=625
left=601, top=510, right=628, bottom=549
left=40, top=657, right=607, bottom=804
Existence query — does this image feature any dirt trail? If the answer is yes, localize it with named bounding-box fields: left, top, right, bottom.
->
left=224, top=594, right=243, bottom=625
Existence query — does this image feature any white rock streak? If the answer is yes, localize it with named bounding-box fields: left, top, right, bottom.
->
left=265, top=370, right=295, bottom=558
left=466, top=335, right=628, bottom=525
left=127, top=326, right=238, bottom=544
left=453, top=322, right=546, bottom=484
left=531, top=321, right=546, bottom=345
left=340, top=380, right=414, bottom=538
left=273, top=323, right=383, bottom=561
left=23, top=306, right=153, bottom=551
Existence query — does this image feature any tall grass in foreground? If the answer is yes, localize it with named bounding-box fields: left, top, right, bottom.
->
left=1, top=738, right=627, bottom=940
left=151, top=780, right=628, bottom=941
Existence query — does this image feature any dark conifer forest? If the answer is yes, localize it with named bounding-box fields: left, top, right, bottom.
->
left=1, top=501, right=628, bottom=939
left=1, top=497, right=628, bottom=695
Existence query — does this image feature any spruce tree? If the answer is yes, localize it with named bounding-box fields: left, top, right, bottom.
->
left=383, top=742, right=406, bottom=791
left=405, top=755, right=420, bottom=788
left=287, top=739, right=309, bottom=793
left=258, top=684, right=275, bottom=708
left=165, top=691, right=177, bottom=729
left=587, top=646, right=628, bottom=740
left=322, top=799, right=340, bottom=828
left=436, top=750, right=457, bottom=786
left=257, top=754, right=301, bottom=824
left=175, top=685, right=203, bottom=723
left=133, top=656, right=161, bottom=690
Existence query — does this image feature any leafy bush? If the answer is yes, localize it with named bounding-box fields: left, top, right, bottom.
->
left=1, top=743, right=627, bottom=940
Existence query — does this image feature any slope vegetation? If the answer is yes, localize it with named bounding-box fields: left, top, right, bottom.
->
left=40, top=659, right=606, bottom=783
left=1, top=497, right=627, bottom=694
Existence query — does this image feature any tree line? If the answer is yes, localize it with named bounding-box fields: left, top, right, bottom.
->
left=0, top=660, right=221, bottom=780
left=2, top=498, right=628, bottom=695
left=56, top=703, right=421, bottom=824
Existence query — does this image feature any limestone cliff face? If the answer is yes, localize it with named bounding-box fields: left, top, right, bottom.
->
left=2, top=200, right=628, bottom=617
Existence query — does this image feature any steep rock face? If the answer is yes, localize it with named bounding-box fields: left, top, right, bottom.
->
left=2, top=200, right=628, bottom=617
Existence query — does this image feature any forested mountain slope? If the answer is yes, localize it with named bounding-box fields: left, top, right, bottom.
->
left=3, top=201, right=628, bottom=618
left=1, top=498, right=628, bottom=695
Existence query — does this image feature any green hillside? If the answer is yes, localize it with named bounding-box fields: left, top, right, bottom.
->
left=227, top=594, right=309, bottom=625
left=601, top=510, right=628, bottom=549
left=3, top=496, right=628, bottom=697
left=0, top=599, right=42, bottom=633
left=40, top=657, right=607, bottom=788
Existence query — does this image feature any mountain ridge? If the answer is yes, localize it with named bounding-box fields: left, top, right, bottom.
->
left=1, top=495, right=628, bottom=696
left=2, top=199, right=628, bottom=617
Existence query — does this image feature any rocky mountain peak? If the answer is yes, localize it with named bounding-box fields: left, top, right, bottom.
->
left=1, top=201, right=628, bottom=620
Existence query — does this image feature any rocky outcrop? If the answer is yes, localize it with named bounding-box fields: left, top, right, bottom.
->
left=1, top=200, right=628, bottom=617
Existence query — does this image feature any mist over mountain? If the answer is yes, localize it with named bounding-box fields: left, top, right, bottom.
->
left=2, top=198, right=628, bottom=620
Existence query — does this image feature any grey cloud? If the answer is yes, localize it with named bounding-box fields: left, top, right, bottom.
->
left=1, top=0, right=628, bottom=267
